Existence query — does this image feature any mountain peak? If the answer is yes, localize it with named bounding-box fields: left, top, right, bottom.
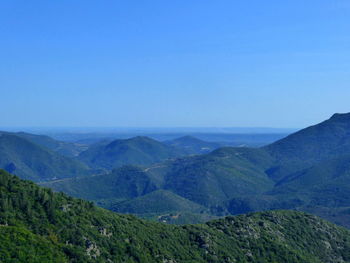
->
left=329, top=112, right=350, bottom=122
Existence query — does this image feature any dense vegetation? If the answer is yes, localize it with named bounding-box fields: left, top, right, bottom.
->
left=14, top=132, right=88, bottom=157
left=44, top=147, right=274, bottom=222
left=44, top=113, right=350, bottom=227
left=77, top=136, right=184, bottom=170
left=0, top=133, right=90, bottom=182
left=1, top=169, right=350, bottom=263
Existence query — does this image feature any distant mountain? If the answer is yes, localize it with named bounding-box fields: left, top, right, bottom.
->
left=14, top=132, right=88, bottom=157
left=0, top=133, right=90, bottom=181
left=77, top=136, right=183, bottom=170
left=2, top=169, right=350, bottom=263
left=164, top=135, right=222, bottom=154
left=44, top=146, right=274, bottom=218
left=43, top=112, right=350, bottom=228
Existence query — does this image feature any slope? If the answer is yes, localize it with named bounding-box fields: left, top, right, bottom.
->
left=42, top=165, right=156, bottom=201
left=0, top=133, right=90, bottom=182
left=14, top=131, right=88, bottom=157
left=109, top=189, right=207, bottom=214
left=1, top=169, right=350, bottom=263
left=45, top=146, right=274, bottom=217
left=78, top=136, right=183, bottom=170
left=265, top=112, right=350, bottom=181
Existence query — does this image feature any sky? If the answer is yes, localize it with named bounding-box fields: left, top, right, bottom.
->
left=0, top=0, right=349, bottom=128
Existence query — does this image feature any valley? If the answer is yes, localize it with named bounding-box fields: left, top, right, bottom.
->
left=38, top=113, right=350, bottom=228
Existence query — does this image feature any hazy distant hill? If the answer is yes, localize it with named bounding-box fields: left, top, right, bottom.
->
left=14, top=132, right=88, bottom=157
left=48, top=130, right=290, bottom=147
left=2, top=169, right=350, bottom=263
left=164, top=135, right=222, bottom=154
left=0, top=132, right=90, bottom=181
left=77, top=136, right=183, bottom=170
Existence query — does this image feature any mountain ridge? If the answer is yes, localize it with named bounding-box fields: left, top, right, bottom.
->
left=2, top=169, right=350, bottom=263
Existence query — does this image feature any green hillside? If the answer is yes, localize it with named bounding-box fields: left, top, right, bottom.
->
left=1, top=169, right=350, bottom=263
left=109, top=189, right=206, bottom=214
left=43, top=165, right=156, bottom=201
left=161, top=147, right=274, bottom=207
left=265, top=112, right=350, bottom=181
left=78, top=136, right=183, bottom=170
left=0, top=133, right=90, bottom=182
left=42, top=113, right=350, bottom=228
left=15, top=132, right=88, bottom=157
left=45, top=147, right=274, bottom=217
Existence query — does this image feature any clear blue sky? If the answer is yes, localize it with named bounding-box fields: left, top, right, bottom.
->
left=0, top=0, right=349, bottom=128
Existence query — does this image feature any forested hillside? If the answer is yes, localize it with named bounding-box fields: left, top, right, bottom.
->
left=0, top=133, right=90, bottom=182
left=44, top=113, right=350, bottom=227
left=1, top=170, right=350, bottom=263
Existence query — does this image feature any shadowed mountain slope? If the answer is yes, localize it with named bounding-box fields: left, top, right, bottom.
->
left=265, top=113, right=350, bottom=181
left=0, top=133, right=90, bottom=182
left=14, top=132, right=88, bottom=157
left=78, top=136, right=183, bottom=170
left=30, top=112, right=350, bottom=227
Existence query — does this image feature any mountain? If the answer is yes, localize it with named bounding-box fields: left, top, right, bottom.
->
left=14, top=132, right=88, bottom=157
left=45, top=146, right=274, bottom=219
left=0, top=133, right=90, bottom=182
left=43, top=112, right=350, bottom=228
left=42, top=165, right=156, bottom=201
left=160, top=147, right=274, bottom=208
left=77, top=136, right=183, bottom=170
left=109, top=189, right=205, bottom=214
left=107, top=189, right=219, bottom=224
left=1, top=170, right=350, bottom=263
left=222, top=112, right=350, bottom=227
left=164, top=135, right=222, bottom=154
left=264, top=113, right=350, bottom=181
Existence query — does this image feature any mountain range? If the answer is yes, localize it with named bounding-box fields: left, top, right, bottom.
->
left=43, top=112, right=350, bottom=227
left=77, top=136, right=183, bottom=170
left=1, top=169, right=350, bottom=263
left=0, top=132, right=224, bottom=182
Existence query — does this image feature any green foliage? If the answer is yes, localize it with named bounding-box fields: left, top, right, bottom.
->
left=78, top=136, right=184, bottom=170
left=0, top=133, right=90, bottom=182
left=43, top=165, right=157, bottom=200
left=1, top=169, right=350, bottom=262
left=43, top=113, right=350, bottom=229
left=45, top=147, right=274, bottom=219
left=265, top=112, right=350, bottom=181
left=14, top=132, right=88, bottom=157
left=108, top=189, right=208, bottom=216
left=0, top=226, right=67, bottom=263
